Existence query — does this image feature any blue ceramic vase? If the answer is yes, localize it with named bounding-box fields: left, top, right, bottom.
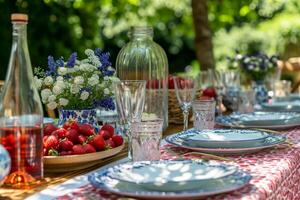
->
left=58, top=108, right=99, bottom=130
left=252, top=81, right=268, bottom=105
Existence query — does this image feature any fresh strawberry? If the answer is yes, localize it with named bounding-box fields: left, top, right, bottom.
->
left=44, top=135, right=59, bottom=150
left=43, top=148, right=48, bottom=156
left=105, top=138, right=116, bottom=149
left=79, top=124, right=95, bottom=136
left=89, top=135, right=105, bottom=151
left=202, top=87, right=216, bottom=98
left=100, top=124, right=114, bottom=138
left=48, top=149, right=59, bottom=156
left=58, top=140, right=73, bottom=152
left=83, top=144, right=96, bottom=153
left=112, top=135, right=124, bottom=147
left=99, top=130, right=111, bottom=140
left=72, top=144, right=85, bottom=155
left=60, top=151, right=73, bottom=156
left=44, top=124, right=58, bottom=136
left=63, top=120, right=80, bottom=131
left=78, top=135, right=87, bottom=144
left=66, top=129, right=79, bottom=144
left=52, top=128, right=68, bottom=139
left=168, top=75, right=175, bottom=89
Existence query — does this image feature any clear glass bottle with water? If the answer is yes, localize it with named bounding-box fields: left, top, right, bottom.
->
left=116, top=26, right=169, bottom=129
left=0, top=13, right=43, bottom=188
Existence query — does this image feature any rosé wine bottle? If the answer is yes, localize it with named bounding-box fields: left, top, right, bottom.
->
left=0, top=13, right=43, bottom=188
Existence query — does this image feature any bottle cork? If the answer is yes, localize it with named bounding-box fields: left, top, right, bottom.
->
left=11, top=13, right=28, bottom=22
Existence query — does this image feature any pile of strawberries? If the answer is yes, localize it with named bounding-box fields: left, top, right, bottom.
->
left=43, top=121, right=123, bottom=156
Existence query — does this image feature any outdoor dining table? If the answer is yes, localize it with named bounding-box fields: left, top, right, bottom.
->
left=0, top=124, right=300, bottom=200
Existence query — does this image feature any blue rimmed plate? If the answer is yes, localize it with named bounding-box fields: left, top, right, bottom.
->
left=88, top=160, right=251, bottom=199
left=262, top=101, right=300, bottom=112
left=166, top=133, right=286, bottom=155
left=106, top=160, right=237, bottom=192
left=216, top=112, right=300, bottom=129
left=176, top=129, right=269, bottom=148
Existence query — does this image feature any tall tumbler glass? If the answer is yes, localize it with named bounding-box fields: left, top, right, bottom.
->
left=193, top=99, right=216, bottom=130
left=114, top=80, right=146, bottom=159
left=131, top=120, right=163, bottom=161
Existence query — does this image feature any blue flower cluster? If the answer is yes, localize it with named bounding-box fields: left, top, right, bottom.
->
left=93, top=96, right=115, bottom=111
left=94, top=48, right=114, bottom=76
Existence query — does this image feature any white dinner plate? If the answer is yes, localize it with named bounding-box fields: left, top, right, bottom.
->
left=166, top=133, right=286, bottom=155
left=89, top=160, right=251, bottom=199
left=177, top=129, right=270, bottom=148
left=106, top=160, right=237, bottom=191
left=216, top=112, right=300, bottom=129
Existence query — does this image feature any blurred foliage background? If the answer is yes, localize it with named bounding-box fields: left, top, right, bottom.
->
left=1, top=0, right=300, bottom=80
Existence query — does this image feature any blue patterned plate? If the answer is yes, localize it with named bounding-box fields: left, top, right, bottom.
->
left=262, top=101, right=300, bottom=112
left=216, top=112, right=300, bottom=129
left=106, top=160, right=237, bottom=192
left=176, top=129, right=269, bottom=148
left=88, top=160, right=251, bottom=199
left=166, top=133, right=286, bottom=155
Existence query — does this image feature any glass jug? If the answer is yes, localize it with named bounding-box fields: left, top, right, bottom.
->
left=116, top=26, right=169, bottom=129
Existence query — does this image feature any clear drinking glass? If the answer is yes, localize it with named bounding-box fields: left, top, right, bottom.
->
left=114, top=80, right=146, bottom=159
left=212, top=71, right=225, bottom=116
left=273, top=80, right=291, bottom=99
left=197, top=70, right=214, bottom=99
left=131, top=120, right=163, bottom=161
left=238, top=90, right=255, bottom=113
left=193, top=100, right=216, bottom=130
left=173, top=76, right=198, bottom=131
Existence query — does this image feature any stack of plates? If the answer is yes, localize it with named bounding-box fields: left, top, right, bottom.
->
left=166, top=129, right=286, bottom=154
left=88, top=160, right=251, bottom=199
left=216, top=112, right=300, bottom=129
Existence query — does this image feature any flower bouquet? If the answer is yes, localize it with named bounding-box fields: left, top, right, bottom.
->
left=230, top=52, right=279, bottom=104
left=231, top=52, right=278, bottom=81
left=34, top=48, right=119, bottom=128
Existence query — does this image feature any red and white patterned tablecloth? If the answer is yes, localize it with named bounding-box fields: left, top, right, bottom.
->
left=56, top=128, right=300, bottom=200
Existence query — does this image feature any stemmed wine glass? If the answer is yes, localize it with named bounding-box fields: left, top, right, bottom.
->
left=173, top=75, right=198, bottom=131
left=114, top=80, right=146, bottom=159
left=212, top=70, right=225, bottom=116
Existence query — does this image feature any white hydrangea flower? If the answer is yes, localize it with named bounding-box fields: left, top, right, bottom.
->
left=58, top=67, right=68, bottom=75
left=90, top=55, right=101, bottom=67
left=103, top=76, right=109, bottom=81
left=88, top=76, right=99, bottom=86
left=109, top=76, right=120, bottom=82
left=92, top=74, right=99, bottom=79
left=47, top=101, right=57, bottom=110
left=33, top=76, right=42, bottom=90
left=70, top=84, right=80, bottom=94
left=74, top=65, right=80, bottom=71
left=80, top=59, right=89, bottom=64
left=52, top=85, right=63, bottom=95
left=56, top=80, right=65, bottom=89
left=80, top=91, right=89, bottom=100
left=104, top=88, right=110, bottom=95
left=59, top=98, right=69, bottom=106
left=85, top=49, right=94, bottom=56
left=99, top=82, right=105, bottom=88
left=74, top=76, right=84, bottom=85
left=44, top=76, right=53, bottom=86
left=56, top=76, right=64, bottom=82
left=41, top=89, right=52, bottom=102
left=48, top=95, right=56, bottom=102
